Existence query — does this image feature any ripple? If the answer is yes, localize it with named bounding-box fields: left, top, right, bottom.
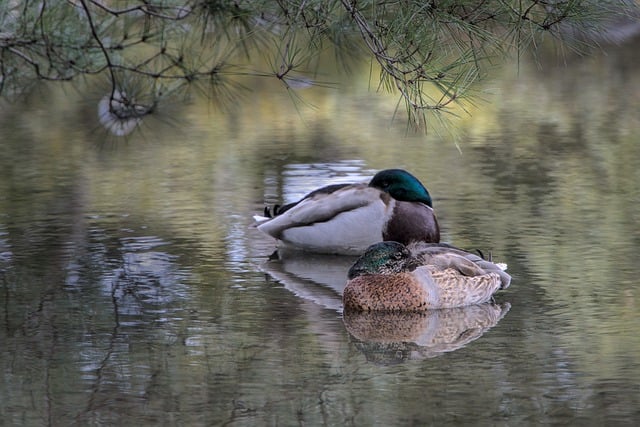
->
left=280, top=160, right=376, bottom=202
left=120, top=235, right=169, bottom=252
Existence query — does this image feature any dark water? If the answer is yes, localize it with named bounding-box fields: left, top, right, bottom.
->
left=2, top=38, right=640, bottom=425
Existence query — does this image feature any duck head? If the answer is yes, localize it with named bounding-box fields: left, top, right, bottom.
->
left=368, top=169, right=433, bottom=207
left=347, top=241, right=421, bottom=279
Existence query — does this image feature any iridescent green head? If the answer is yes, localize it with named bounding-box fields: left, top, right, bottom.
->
left=368, top=169, right=433, bottom=207
left=347, top=241, right=417, bottom=279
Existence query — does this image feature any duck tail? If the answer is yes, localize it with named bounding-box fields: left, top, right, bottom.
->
left=263, top=204, right=282, bottom=218
left=252, top=204, right=282, bottom=225
left=252, top=214, right=270, bottom=223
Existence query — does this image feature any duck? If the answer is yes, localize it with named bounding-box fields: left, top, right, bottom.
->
left=343, top=241, right=511, bottom=311
left=254, top=169, right=440, bottom=255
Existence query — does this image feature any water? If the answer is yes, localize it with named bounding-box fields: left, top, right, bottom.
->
left=2, top=38, right=640, bottom=425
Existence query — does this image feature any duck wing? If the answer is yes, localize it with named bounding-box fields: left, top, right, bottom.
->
left=414, top=266, right=504, bottom=308
left=408, top=242, right=511, bottom=289
left=266, top=183, right=352, bottom=217
left=257, top=184, right=385, bottom=238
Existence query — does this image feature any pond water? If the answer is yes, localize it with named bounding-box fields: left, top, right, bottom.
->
left=2, top=37, right=640, bottom=425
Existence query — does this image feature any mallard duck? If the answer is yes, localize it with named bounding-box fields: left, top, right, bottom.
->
left=343, top=241, right=511, bottom=311
left=255, top=169, right=440, bottom=255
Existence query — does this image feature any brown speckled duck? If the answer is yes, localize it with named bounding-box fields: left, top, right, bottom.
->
left=343, top=241, right=511, bottom=311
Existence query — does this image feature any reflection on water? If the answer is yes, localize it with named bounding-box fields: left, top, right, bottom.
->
left=344, top=303, right=511, bottom=363
left=2, top=37, right=640, bottom=424
left=258, top=249, right=356, bottom=310
left=279, top=161, right=375, bottom=202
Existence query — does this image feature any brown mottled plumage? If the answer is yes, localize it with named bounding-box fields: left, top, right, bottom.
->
left=343, top=272, right=431, bottom=311
left=343, top=241, right=511, bottom=311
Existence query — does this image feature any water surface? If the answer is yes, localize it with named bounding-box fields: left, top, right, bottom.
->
left=2, top=38, right=640, bottom=425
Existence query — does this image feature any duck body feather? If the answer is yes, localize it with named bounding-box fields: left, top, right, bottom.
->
left=258, top=184, right=393, bottom=255
left=343, top=268, right=503, bottom=311
left=343, top=241, right=510, bottom=311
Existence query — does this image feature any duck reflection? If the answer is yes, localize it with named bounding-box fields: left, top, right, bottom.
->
left=259, top=249, right=356, bottom=311
left=259, top=250, right=511, bottom=362
left=344, top=303, right=510, bottom=363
